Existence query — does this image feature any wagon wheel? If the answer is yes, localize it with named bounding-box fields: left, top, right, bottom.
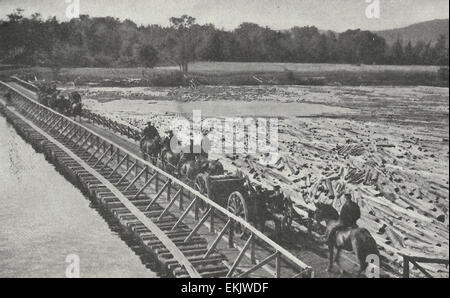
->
left=194, top=174, right=210, bottom=214
left=227, top=191, right=248, bottom=238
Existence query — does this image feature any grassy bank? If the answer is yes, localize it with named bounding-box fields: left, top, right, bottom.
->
left=1, top=62, right=448, bottom=87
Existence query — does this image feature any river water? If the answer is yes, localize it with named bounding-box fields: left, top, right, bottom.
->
left=87, top=99, right=354, bottom=118
left=0, top=116, right=158, bottom=278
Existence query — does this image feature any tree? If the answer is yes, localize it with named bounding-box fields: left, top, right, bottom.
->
left=138, top=44, right=159, bottom=68
left=391, top=39, right=404, bottom=64
left=44, top=42, right=70, bottom=80
left=433, top=34, right=449, bottom=65
left=1, top=8, right=447, bottom=68
left=169, top=15, right=196, bottom=73
left=404, top=41, right=414, bottom=65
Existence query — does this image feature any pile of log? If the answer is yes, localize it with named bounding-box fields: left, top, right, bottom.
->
left=334, top=143, right=366, bottom=156
left=221, top=117, right=449, bottom=277
left=91, top=108, right=449, bottom=277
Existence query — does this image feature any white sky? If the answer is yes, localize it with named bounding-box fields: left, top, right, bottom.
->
left=0, top=0, right=448, bottom=31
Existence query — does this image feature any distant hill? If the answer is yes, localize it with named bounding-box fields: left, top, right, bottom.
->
left=376, top=19, right=449, bottom=46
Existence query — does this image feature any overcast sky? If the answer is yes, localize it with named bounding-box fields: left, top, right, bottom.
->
left=0, top=0, right=448, bottom=31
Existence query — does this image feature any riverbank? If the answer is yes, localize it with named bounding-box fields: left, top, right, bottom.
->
left=1, top=62, right=448, bottom=87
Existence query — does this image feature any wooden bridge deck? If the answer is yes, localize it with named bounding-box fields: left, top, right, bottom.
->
left=0, top=80, right=317, bottom=278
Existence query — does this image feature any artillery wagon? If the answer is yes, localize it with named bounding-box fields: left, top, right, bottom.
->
left=193, top=171, right=294, bottom=239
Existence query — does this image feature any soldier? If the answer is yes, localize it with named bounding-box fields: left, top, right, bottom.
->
left=160, top=130, right=175, bottom=157
left=340, top=192, right=361, bottom=227
left=140, top=122, right=159, bottom=150
left=325, top=191, right=361, bottom=245
left=142, top=122, right=159, bottom=140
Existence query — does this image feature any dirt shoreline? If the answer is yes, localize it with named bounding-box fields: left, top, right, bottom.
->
left=1, top=63, right=448, bottom=87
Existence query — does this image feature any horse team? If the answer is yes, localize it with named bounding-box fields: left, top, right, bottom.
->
left=139, top=122, right=224, bottom=180
left=37, top=83, right=83, bottom=121
left=139, top=122, right=380, bottom=277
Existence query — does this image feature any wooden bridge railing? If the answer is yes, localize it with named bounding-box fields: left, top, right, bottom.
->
left=401, top=254, right=449, bottom=278
left=1, top=80, right=313, bottom=278
left=11, top=76, right=144, bottom=142
left=82, top=110, right=142, bottom=141
left=11, top=76, right=39, bottom=92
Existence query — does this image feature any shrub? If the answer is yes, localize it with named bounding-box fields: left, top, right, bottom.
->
left=149, top=71, right=185, bottom=86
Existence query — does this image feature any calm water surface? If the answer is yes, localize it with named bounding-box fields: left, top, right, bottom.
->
left=88, top=99, right=354, bottom=118
left=0, top=116, right=157, bottom=278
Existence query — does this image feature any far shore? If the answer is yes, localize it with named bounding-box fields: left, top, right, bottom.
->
left=1, top=62, right=448, bottom=87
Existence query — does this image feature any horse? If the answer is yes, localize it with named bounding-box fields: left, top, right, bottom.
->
left=70, top=102, right=83, bottom=121
left=178, top=154, right=224, bottom=186
left=68, top=91, right=82, bottom=122
left=69, top=91, right=82, bottom=102
left=247, top=184, right=280, bottom=234
left=140, top=135, right=161, bottom=165
left=195, top=156, right=224, bottom=176
left=47, top=94, right=60, bottom=111
left=179, top=158, right=198, bottom=181
left=314, top=202, right=380, bottom=277
left=160, top=135, right=181, bottom=175
left=57, top=96, right=71, bottom=114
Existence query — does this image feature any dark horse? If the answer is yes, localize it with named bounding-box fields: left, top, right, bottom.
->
left=167, top=135, right=224, bottom=180
left=48, top=95, right=70, bottom=114
left=160, top=133, right=181, bottom=175
left=178, top=154, right=224, bottom=182
left=194, top=156, right=224, bottom=176
left=314, top=203, right=380, bottom=277
left=69, top=91, right=82, bottom=122
left=140, top=135, right=161, bottom=164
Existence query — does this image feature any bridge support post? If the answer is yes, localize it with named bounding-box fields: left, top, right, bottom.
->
left=155, top=173, right=159, bottom=192
left=166, top=180, right=172, bottom=202
left=179, top=189, right=184, bottom=210
left=210, top=210, right=215, bottom=233
left=250, top=238, right=256, bottom=264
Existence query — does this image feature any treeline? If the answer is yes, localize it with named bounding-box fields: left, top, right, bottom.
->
left=0, top=9, right=448, bottom=70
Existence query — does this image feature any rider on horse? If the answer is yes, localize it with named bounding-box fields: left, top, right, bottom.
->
left=325, top=192, right=361, bottom=245
left=140, top=122, right=161, bottom=163
left=160, top=130, right=174, bottom=153
left=141, top=122, right=159, bottom=141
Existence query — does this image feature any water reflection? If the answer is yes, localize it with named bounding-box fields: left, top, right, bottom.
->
left=0, top=116, right=161, bottom=278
